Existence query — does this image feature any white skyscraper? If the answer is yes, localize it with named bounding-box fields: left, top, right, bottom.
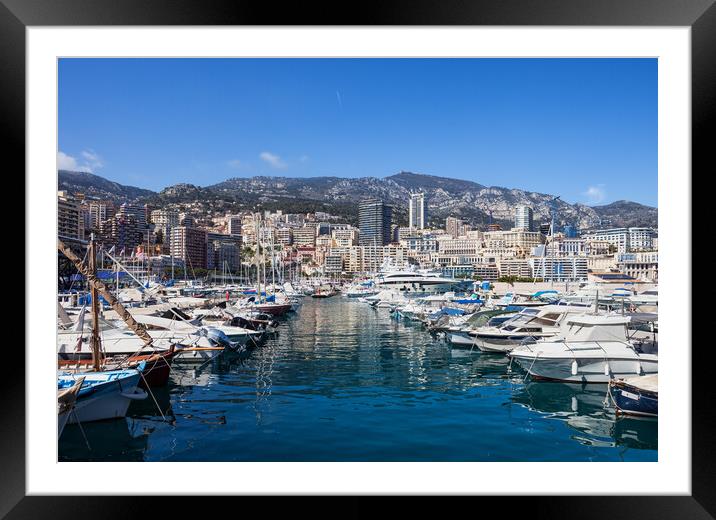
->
left=514, top=205, right=534, bottom=232
left=408, top=192, right=427, bottom=230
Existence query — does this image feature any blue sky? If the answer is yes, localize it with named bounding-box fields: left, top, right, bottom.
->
left=58, top=58, right=657, bottom=206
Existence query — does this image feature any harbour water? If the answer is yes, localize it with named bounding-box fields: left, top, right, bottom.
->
left=59, top=297, right=657, bottom=462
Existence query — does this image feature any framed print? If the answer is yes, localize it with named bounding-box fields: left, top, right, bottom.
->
left=4, top=0, right=710, bottom=515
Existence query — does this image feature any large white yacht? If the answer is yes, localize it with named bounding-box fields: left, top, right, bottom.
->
left=372, top=266, right=469, bottom=294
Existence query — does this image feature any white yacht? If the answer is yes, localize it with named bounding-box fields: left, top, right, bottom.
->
left=508, top=314, right=658, bottom=383
left=373, top=267, right=469, bottom=294
left=468, top=305, right=591, bottom=353
left=363, top=289, right=410, bottom=308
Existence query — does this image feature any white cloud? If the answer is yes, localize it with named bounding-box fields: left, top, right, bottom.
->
left=259, top=151, right=287, bottom=169
left=299, top=155, right=309, bottom=163
left=57, top=151, right=78, bottom=170
left=58, top=149, right=104, bottom=172
left=227, top=159, right=243, bottom=169
left=81, top=149, right=104, bottom=170
left=583, top=184, right=606, bottom=204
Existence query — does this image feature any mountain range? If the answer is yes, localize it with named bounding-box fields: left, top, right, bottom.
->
left=58, top=170, right=657, bottom=230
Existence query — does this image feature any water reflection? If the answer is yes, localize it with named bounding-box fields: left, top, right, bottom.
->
left=511, top=382, right=658, bottom=451
left=59, top=298, right=657, bottom=461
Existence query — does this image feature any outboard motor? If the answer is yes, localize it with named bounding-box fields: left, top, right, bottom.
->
left=205, top=328, right=241, bottom=351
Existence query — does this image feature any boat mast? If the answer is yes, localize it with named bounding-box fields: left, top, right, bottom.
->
left=88, top=236, right=103, bottom=372
left=254, top=214, right=262, bottom=302
left=58, top=238, right=155, bottom=347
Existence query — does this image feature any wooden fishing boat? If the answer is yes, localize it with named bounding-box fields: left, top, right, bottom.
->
left=58, top=365, right=147, bottom=423
left=58, top=376, right=84, bottom=439
left=57, top=237, right=167, bottom=424
left=57, top=345, right=177, bottom=388
left=609, top=374, right=658, bottom=417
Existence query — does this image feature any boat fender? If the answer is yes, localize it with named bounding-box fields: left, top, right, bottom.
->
left=604, top=363, right=610, bottom=376
left=636, top=361, right=643, bottom=375
left=571, top=360, right=578, bottom=376
left=120, top=388, right=148, bottom=400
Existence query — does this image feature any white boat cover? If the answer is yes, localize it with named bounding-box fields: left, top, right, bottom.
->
left=619, top=374, right=658, bottom=393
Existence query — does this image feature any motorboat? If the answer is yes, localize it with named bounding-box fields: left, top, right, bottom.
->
left=508, top=314, right=658, bottom=383
left=57, top=313, right=247, bottom=362
left=58, top=316, right=173, bottom=360
left=132, top=314, right=261, bottom=345
left=445, top=309, right=518, bottom=346
left=489, top=292, right=550, bottom=309
left=344, top=282, right=380, bottom=298
left=469, top=305, right=591, bottom=353
left=363, top=289, right=410, bottom=308
left=559, top=283, right=615, bottom=306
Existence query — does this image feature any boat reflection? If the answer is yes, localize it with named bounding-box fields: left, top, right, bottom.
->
left=511, top=382, right=657, bottom=451
left=58, top=417, right=150, bottom=461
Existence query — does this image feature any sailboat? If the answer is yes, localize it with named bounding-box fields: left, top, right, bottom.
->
left=57, top=237, right=150, bottom=424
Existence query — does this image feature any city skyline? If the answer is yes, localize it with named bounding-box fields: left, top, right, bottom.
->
left=59, top=58, right=657, bottom=207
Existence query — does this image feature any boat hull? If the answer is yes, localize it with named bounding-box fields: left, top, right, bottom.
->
left=136, top=350, right=176, bottom=387
left=609, top=380, right=658, bottom=417
left=61, top=372, right=146, bottom=423
left=173, top=346, right=224, bottom=362
left=473, top=335, right=536, bottom=353
left=58, top=348, right=178, bottom=388
left=253, top=304, right=292, bottom=316
left=511, top=355, right=658, bottom=384
left=447, top=331, right=476, bottom=346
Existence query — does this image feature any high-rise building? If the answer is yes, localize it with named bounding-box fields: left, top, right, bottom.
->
left=445, top=217, right=466, bottom=238
left=119, top=202, right=147, bottom=229
left=206, top=232, right=242, bottom=272
left=514, top=205, right=534, bottom=232
left=581, top=227, right=657, bottom=253
left=227, top=215, right=242, bottom=236
left=293, top=226, right=317, bottom=246
left=408, top=192, right=427, bottom=230
left=88, top=201, right=115, bottom=230
left=150, top=209, right=179, bottom=228
left=170, top=226, right=207, bottom=270
left=359, top=199, right=392, bottom=246
left=57, top=191, right=85, bottom=241
left=276, top=227, right=293, bottom=245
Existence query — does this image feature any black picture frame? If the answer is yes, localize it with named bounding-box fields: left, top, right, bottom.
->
left=4, top=0, right=707, bottom=515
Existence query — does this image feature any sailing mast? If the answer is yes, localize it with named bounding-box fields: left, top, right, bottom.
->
left=58, top=238, right=155, bottom=347
left=88, top=236, right=103, bottom=372
left=254, top=214, right=262, bottom=302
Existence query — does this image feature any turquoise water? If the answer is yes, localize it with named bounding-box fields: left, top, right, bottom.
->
left=59, top=297, right=657, bottom=461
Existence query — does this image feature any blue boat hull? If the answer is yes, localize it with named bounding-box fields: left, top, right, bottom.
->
left=609, top=383, right=658, bottom=417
